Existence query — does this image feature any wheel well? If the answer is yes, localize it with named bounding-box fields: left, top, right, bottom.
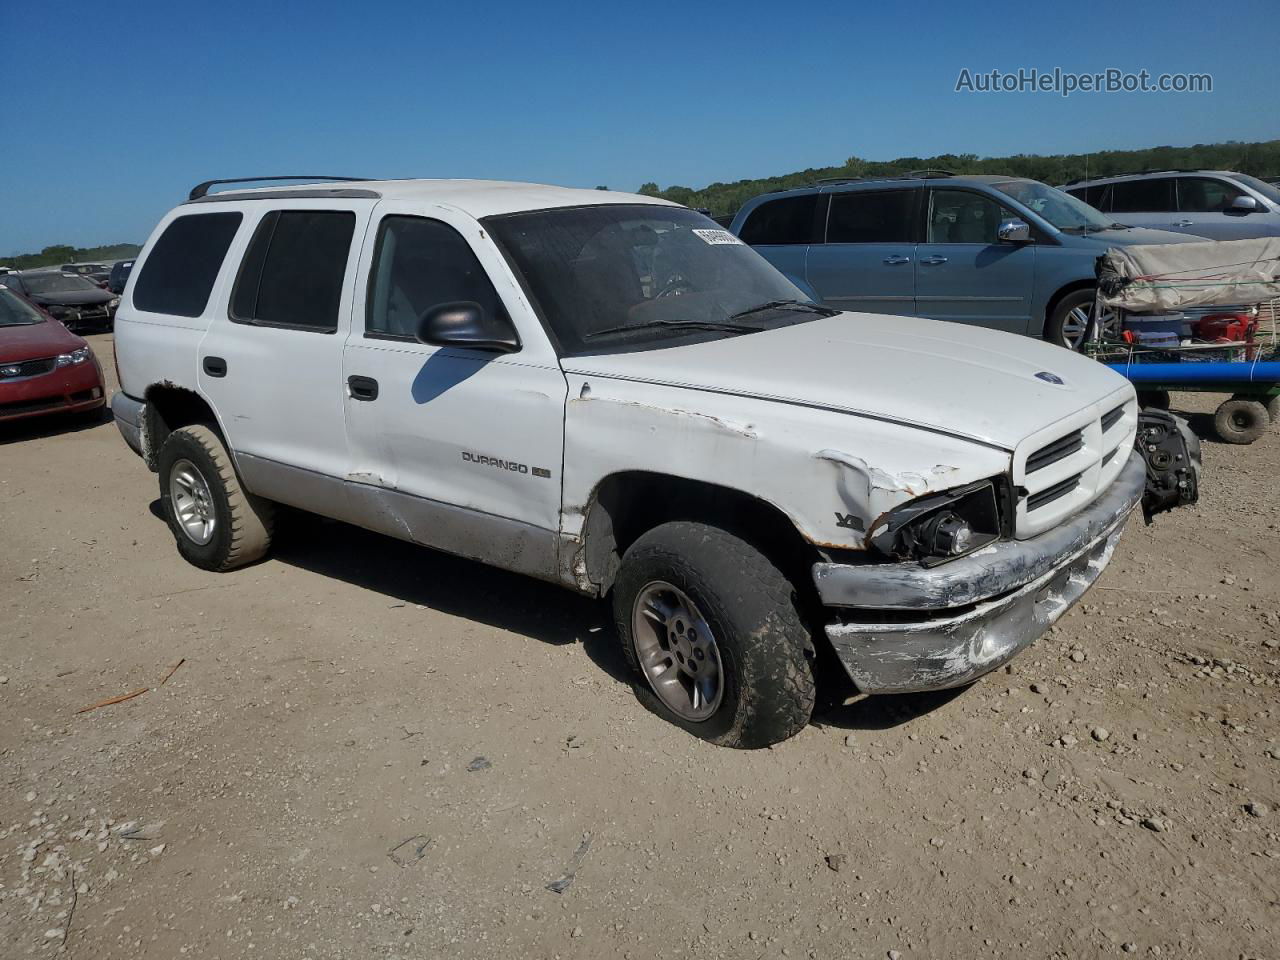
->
left=142, top=385, right=221, bottom=471
left=1042, top=280, right=1095, bottom=339
left=576, top=472, right=821, bottom=599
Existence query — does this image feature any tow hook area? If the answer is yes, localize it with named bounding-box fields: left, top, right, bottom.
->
left=1135, top=409, right=1200, bottom=523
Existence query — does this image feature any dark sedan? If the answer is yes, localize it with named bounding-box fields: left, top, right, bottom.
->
left=0, top=271, right=119, bottom=333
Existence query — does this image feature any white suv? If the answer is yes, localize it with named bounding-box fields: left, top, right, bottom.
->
left=110, top=177, right=1183, bottom=748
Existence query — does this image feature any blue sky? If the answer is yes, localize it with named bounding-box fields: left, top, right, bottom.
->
left=2, top=0, right=1276, bottom=254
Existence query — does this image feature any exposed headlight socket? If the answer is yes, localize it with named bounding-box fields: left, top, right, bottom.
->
left=871, top=480, right=1003, bottom=567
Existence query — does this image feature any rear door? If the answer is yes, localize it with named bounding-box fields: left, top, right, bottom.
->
left=197, top=202, right=369, bottom=492
left=804, top=187, right=919, bottom=315
left=1105, top=177, right=1178, bottom=232
left=913, top=187, right=1036, bottom=334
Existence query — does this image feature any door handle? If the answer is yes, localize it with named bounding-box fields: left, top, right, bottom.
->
left=882, top=255, right=912, bottom=265
left=920, top=256, right=949, bottom=265
left=1174, top=219, right=1195, bottom=227
left=202, top=356, right=227, bottom=377
left=347, top=375, right=379, bottom=401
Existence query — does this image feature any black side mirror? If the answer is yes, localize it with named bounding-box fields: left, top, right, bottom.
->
left=416, top=301, right=519, bottom=353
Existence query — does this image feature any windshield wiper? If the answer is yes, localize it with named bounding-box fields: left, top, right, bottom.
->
left=583, top=318, right=761, bottom=341
left=728, top=299, right=835, bottom=321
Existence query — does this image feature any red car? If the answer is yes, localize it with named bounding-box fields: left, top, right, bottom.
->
left=0, top=286, right=106, bottom=424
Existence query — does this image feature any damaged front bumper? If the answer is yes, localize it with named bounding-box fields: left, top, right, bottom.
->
left=814, top=451, right=1145, bottom=695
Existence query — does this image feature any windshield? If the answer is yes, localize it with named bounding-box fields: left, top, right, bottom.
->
left=486, top=205, right=831, bottom=356
left=21, top=273, right=99, bottom=295
left=0, top=287, right=46, bottom=327
left=1227, top=173, right=1280, bottom=206
left=993, top=179, right=1116, bottom=231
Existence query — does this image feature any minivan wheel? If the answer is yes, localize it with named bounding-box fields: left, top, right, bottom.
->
left=1048, top=289, right=1116, bottom=350
left=158, top=424, right=274, bottom=571
left=613, top=521, right=816, bottom=748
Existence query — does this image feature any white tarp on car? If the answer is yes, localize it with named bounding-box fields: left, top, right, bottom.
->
left=1097, top=237, right=1280, bottom=312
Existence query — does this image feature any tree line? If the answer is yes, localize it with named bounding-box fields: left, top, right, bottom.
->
left=3, top=243, right=142, bottom=271
left=637, top=139, right=1280, bottom=217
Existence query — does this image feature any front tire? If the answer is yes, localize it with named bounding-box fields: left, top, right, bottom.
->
left=613, top=522, right=816, bottom=748
left=158, top=424, right=274, bottom=570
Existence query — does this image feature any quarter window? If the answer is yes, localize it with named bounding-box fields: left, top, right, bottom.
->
left=365, top=216, right=506, bottom=340
left=1178, top=177, right=1244, bottom=213
left=1108, top=178, right=1175, bottom=213
left=926, top=190, right=1005, bottom=244
left=738, top=194, right=820, bottom=245
left=133, top=212, right=242, bottom=317
left=230, top=210, right=355, bottom=332
left=827, top=190, right=915, bottom=243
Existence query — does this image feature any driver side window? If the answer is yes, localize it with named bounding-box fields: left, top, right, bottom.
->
left=927, top=190, right=1005, bottom=244
left=366, top=216, right=506, bottom=340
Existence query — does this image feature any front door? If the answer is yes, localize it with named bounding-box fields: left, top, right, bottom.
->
left=340, top=204, right=568, bottom=580
left=914, top=188, right=1036, bottom=335
left=804, top=188, right=919, bottom=315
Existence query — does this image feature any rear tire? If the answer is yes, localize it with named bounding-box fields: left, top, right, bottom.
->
left=612, top=521, right=816, bottom=748
left=1046, top=289, right=1116, bottom=350
left=158, top=424, right=274, bottom=570
left=1264, top=395, right=1279, bottom=425
left=1213, top=399, right=1267, bottom=445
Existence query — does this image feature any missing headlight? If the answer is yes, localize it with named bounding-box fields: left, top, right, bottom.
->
left=869, top=480, right=1002, bottom=567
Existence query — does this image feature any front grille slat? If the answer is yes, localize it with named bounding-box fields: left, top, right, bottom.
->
left=1026, top=429, right=1084, bottom=474
left=1100, top=404, right=1125, bottom=433
left=1028, top=473, right=1081, bottom=511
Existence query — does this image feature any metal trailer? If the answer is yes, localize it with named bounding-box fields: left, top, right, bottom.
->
left=1088, top=239, right=1280, bottom=444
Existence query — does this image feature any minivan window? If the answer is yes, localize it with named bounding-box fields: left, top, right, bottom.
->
left=1178, top=177, right=1244, bottom=213
left=231, top=210, right=355, bottom=332
left=1227, top=173, right=1280, bottom=206
left=133, top=212, right=243, bottom=317
left=1108, top=178, right=1175, bottom=213
left=1066, top=184, right=1110, bottom=210
left=993, top=180, right=1112, bottom=231
left=927, top=189, right=1004, bottom=244
left=738, top=194, right=819, bottom=245
left=366, top=216, right=506, bottom=339
left=826, top=189, right=914, bottom=244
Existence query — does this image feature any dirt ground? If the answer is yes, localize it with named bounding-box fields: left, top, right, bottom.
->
left=1, top=333, right=1277, bottom=960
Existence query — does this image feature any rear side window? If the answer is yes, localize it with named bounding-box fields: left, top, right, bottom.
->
left=738, top=194, right=819, bottom=245
left=1108, top=178, right=1174, bottom=213
left=366, top=216, right=505, bottom=339
left=133, top=212, right=242, bottom=317
left=826, top=189, right=915, bottom=243
left=231, top=210, right=355, bottom=332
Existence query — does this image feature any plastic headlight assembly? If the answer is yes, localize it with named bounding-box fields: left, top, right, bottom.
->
left=55, top=347, right=91, bottom=367
left=869, top=479, right=1006, bottom=566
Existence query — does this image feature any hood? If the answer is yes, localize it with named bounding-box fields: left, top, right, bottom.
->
left=1074, top=226, right=1208, bottom=246
left=0, top=318, right=86, bottom=363
left=562, top=313, right=1132, bottom=451
left=30, top=288, right=113, bottom=307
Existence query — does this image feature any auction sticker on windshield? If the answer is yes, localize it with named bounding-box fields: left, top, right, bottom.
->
left=692, top=228, right=744, bottom=245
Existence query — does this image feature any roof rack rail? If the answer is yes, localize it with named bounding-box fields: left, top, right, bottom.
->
left=188, top=176, right=368, bottom=201
left=904, top=169, right=955, bottom=179
left=1063, top=168, right=1209, bottom=185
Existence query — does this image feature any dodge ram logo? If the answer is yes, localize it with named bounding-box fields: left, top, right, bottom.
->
left=1035, top=371, right=1065, bottom=385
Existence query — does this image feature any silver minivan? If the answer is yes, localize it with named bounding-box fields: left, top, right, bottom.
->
left=1062, top=170, right=1280, bottom=240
